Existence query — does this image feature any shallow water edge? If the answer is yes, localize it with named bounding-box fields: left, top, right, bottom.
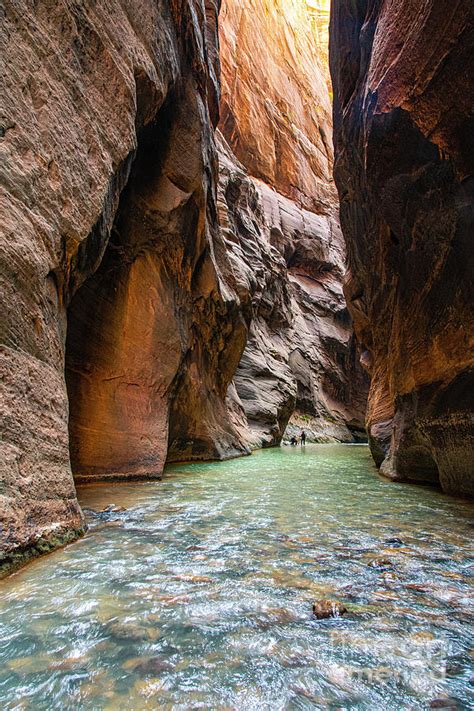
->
left=1, top=445, right=473, bottom=709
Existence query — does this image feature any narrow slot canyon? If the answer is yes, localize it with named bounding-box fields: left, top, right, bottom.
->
left=1, top=0, right=473, bottom=707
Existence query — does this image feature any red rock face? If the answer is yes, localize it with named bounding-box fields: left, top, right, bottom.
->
left=0, top=0, right=248, bottom=574
left=66, top=83, right=248, bottom=480
left=330, top=1, right=474, bottom=496
left=0, top=0, right=368, bottom=576
left=218, top=0, right=368, bottom=446
left=217, top=134, right=368, bottom=447
left=219, top=0, right=334, bottom=214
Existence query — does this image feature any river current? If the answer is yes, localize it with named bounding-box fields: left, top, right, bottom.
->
left=1, top=445, right=473, bottom=709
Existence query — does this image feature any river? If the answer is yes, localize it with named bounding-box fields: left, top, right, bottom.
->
left=1, top=445, right=473, bottom=709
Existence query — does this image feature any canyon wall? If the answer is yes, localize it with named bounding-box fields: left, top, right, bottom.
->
left=0, top=0, right=367, bottom=574
left=330, top=1, right=474, bottom=496
left=219, top=0, right=333, bottom=214
left=0, top=0, right=250, bottom=574
left=218, top=0, right=367, bottom=446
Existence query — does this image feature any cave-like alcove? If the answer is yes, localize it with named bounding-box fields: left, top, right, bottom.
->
left=65, top=93, right=180, bottom=483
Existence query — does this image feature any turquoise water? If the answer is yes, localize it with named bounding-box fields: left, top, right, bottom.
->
left=0, top=445, right=473, bottom=710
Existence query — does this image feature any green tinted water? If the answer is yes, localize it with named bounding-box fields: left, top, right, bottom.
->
left=1, top=445, right=473, bottom=710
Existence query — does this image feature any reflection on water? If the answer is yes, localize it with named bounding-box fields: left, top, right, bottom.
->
left=1, top=445, right=473, bottom=710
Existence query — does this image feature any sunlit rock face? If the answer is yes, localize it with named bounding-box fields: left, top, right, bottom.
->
left=0, top=0, right=369, bottom=575
left=306, top=0, right=331, bottom=69
left=217, top=135, right=367, bottom=447
left=219, top=0, right=334, bottom=214
left=0, top=0, right=247, bottom=574
left=330, top=1, right=474, bottom=496
left=218, top=0, right=368, bottom=446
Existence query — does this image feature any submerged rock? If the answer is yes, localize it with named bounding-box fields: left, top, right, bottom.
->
left=312, top=600, right=348, bottom=620
left=102, top=505, right=127, bottom=513
left=384, top=538, right=404, bottom=547
left=83, top=504, right=128, bottom=522
left=429, top=699, right=459, bottom=710
left=123, top=657, right=174, bottom=676
left=107, top=620, right=158, bottom=643
left=251, top=607, right=300, bottom=630
left=368, top=558, right=394, bottom=570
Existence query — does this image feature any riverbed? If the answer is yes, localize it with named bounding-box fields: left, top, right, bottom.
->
left=1, top=445, right=473, bottom=709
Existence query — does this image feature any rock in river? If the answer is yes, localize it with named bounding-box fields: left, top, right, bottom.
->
left=312, top=600, right=348, bottom=620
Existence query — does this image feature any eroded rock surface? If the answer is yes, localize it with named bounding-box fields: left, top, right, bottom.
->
left=0, top=0, right=368, bottom=575
left=217, top=135, right=367, bottom=447
left=330, top=1, right=474, bottom=496
left=218, top=0, right=367, bottom=447
left=1, top=0, right=246, bottom=573
left=219, top=0, right=333, bottom=214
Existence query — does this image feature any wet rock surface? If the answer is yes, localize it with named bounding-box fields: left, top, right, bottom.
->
left=1, top=0, right=244, bottom=571
left=218, top=0, right=368, bottom=448
left=330, top=1, right=474, bottom=496
left=312, top=599, right=348, bottom=620
left=1, top=0, right=369, bottom=573
left=429, top=699, right=460, bottom=710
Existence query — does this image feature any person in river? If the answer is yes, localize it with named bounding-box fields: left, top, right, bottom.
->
left=290, top=436, right=298, bottom=446
left=300, top=430, right=306, bottom=446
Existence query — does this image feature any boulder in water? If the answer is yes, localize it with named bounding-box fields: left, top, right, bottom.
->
left=312, top=600, right=347, bottom=619
left=368, top=558, right=393, bottom=569
left=429, top=698, right=459, bottom=710
left=384, top=537, right=404, bottom=547
left=123, top=656, right=174, bottom=676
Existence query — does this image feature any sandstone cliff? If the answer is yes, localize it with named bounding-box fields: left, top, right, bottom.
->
left=0, top=0, right=368, bottom=575
left=219, top=0, right=333, bottom=214
left=0, top=0, right=249, bottom=574
left=330, top=1, right=474, bottom=496
left=218, top=134, right=367, bottom=447
left=218, top=0, right=367, bottom=446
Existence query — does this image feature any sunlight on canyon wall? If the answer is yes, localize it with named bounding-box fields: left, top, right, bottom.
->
left=218, top=0, right=368, bottom=447
left=219, top=0, right=333, bottom=213
left=0, top=0, right=366, bottom=575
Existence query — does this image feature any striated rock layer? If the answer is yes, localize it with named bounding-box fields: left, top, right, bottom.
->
left=218, top=0, right=367, bottom=447
left=0, top=0, right=368, bottom=575
left=330, top=1, right=474, bottom=496
left=217, top=134, right=367, bottom=447
left=219, top=0, right=334, bottom=214
left=1, top=0, right=248, bottom=574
